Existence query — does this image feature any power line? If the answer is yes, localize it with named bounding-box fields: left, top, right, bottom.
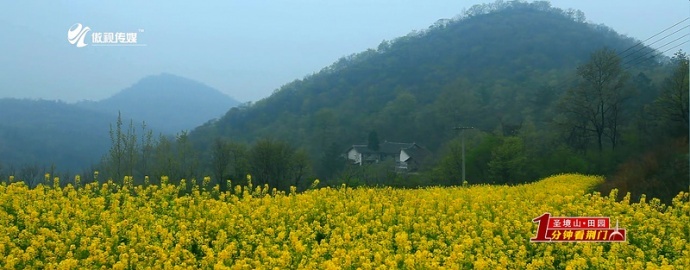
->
left=624, top=40, right=690, bottom=71
left=612, top=17, right=688, bottom=66
left=660, top=40, right=689, bottom=55
left=623, top=33, right=690, bottom=68
left=548, top=17, right=689, bottom=92
left=618, top=17, right=689, bottom=59
left=619, top=24, right=689, bottom=65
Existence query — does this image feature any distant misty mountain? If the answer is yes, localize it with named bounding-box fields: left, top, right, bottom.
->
left=0, top=98, right=113, bottom=172
left=78, top=73, right=241, bottom=134
left=0, top=73, right=240, bottom=172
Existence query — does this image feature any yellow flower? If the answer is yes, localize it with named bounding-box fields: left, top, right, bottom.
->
left=0, top=173, right=685, bottom=268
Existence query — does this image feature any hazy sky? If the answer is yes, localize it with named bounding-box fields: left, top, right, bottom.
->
left=0, top=1, right=688, bottom=103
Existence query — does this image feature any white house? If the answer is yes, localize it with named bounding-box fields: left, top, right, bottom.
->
left=345, top=141, right=430, bottom=171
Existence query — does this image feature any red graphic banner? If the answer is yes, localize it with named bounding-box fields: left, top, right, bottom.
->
left=531, top=213, right=626, bottom=242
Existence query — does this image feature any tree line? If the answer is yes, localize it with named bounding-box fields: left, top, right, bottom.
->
left=92, top=113, right=311, bottom=192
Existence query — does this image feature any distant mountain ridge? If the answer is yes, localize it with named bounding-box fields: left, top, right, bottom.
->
left=78, top=73, right=241, bottom=134
left=0, top=73, right=240, bottom=172
left=0, top=98, right=113, bottom=172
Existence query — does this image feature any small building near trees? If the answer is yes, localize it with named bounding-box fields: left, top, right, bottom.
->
left=345, top=141, right=430, bottom=172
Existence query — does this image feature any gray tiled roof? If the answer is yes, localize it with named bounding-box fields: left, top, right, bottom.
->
left=348, top=141, right=417, bottom=155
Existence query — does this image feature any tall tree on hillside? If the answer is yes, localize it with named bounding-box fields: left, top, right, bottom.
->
left=139, top=122, right=155, bottom=178
left=105, top=112, right=137, bottom=182
left=226, top=142, right=249, bottom=184
left=378, top=92, right=418, bottom=138
left=436, top=139, right=468, bottom=185
left=653, top=50, right=689, bottom=136
left=210, top=138, right=249, bottom=190
left=367, top=130, right=380, bottom=151
left=107, top=112, right=124, bottom=182
left=124, top=119, right=138, bottom=178
left=292, top=149, right=311, bottom=189
left=249, top=138, right=308, bottom=191
left=211, top=138, right=231, bottom=189
left=314, top=108, right=337, bottom=149
left=559, top=48, right=631, bottom=152
left=487, top=136, right=527, bottom=184
left=104, top=112, right=139, bottom=183
left=314, top=109, right=343, bottom=179
left=176, top=131, right=199, bottom=180
left=153, top=134, right=177, bottom=182
left=318, top=142, right=344, bottom=180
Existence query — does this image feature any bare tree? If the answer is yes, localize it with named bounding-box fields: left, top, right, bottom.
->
left=560, top=48, right=631, bottom=151
left=108, top=112, right=125, bottom=182
left=19, top=163, right=40, bottom=188
left=105, top=112, right=138, bottom=184
left=211, top=138, right=231, bottom=190
left=139, top=121, right=155, bottom=180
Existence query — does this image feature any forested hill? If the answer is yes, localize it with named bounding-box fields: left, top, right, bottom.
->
left=191, top=1, right=658, bottom=155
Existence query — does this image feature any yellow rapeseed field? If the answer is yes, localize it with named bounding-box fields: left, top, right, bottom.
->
left=0, top=174, right=688, bottom=269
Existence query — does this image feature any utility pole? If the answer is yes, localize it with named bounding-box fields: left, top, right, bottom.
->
left=453, top=126, right=474, bottom=184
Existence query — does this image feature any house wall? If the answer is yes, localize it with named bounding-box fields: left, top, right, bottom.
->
left=400, top=150, right=410, bottom=162
left=347, top=149, right=360, bottom=163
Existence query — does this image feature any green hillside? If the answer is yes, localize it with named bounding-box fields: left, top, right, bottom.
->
left=188, top=0, right=684, bottom=197
left=193, top=1, right=652, bottom=148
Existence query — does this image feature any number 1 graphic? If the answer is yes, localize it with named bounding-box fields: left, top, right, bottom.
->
left=531, top=212, right=552, bottom=242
